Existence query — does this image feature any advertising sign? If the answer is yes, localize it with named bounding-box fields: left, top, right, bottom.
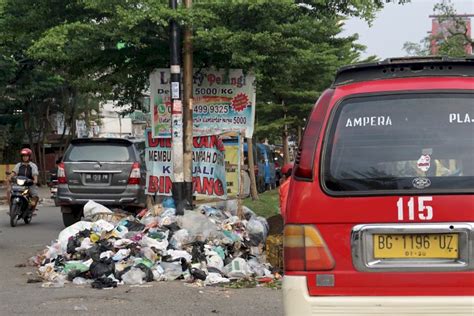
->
left=145, top=130, right=227, bottom=199
left=150, top=69, right=256, bottom=138
left=224, top=141, right=240, bottom=196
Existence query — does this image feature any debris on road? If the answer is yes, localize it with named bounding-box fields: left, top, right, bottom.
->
left=31, top=200, right=279, bottom=289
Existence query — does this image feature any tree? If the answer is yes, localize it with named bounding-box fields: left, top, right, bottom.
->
left=1, top=0, right=409, bottom=168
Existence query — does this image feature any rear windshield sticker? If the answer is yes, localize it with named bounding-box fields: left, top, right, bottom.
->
left=417, top=154, right=431, bottom=172
left=412, top=177, right=431, bottom=189
left=345, top=116, right=392, bottom=127
left=449, top=113, right=473, bottom=124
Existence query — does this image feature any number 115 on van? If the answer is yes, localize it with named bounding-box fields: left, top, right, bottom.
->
left=397, top=196, right=433, bottom=221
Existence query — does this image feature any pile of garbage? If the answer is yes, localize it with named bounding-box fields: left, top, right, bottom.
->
left=31, top=199, right=276, bottom=289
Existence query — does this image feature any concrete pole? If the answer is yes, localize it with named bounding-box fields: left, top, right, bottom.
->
left=183, top=0, right=194, bottom=209
left=170, top=0, right=185, bottom=215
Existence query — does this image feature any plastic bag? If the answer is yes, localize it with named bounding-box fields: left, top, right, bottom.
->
left=112, top=249, right=131, bottom=262
left=224, top=258, right=252, bottom=279
left=58, top=221, right=92, bottom=254
left=169, top=229, right=190, bottom=250
left=152, top=265, right=165, bottom=281
left=247, top=217, right=269, bottom=246
left=140, top=247, right=158, bottom=262
left=190, top=268, right=207, bottom=281
left=179, top=211, right=219, bottom=241
left=205, top=272, right=230, bottom=285
left=121, top=267, right=146, bottom=285
left=63, top=261, right=89, bottom=274
left=206, top=254, right=224, bottom=271
left=91, top=276, right=118, bottom=289
left=197, top=205, right=225, bottom=219
left=90, top=258, right=115, bottom=279
left=167, top=250, right=192, bottom=263
left=161, top=262, right=183, bottom=280
left=247, top=258, right=270, bottom=277
left=83, top=200, right=112, bottom=220
left=162, top=197, right=176, bottom=209
left=161, top=208, right=176, bottom=217
left=140, top=236, right=168, bottom=252
left=72, top=277, right=90, bottom=285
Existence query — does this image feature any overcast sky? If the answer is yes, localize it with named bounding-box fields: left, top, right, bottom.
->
left=341, top=0, right=474, bottom=59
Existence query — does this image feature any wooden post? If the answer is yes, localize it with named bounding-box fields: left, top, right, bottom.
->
left=246, top=137, right=259, bottom=200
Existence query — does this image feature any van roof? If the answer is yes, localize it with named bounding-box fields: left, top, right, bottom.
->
left=332, top=56, right=474, bottom=87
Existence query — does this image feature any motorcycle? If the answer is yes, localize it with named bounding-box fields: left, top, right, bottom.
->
left=7, top=173, right=34, bottom=227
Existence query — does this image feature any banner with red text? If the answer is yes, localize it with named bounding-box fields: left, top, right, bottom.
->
left=144, top=129, right=227, bottom=199
left=150, top=69, right=256, bottom=138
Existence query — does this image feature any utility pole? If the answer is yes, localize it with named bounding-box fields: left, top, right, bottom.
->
left=183, top=0, right=193, bottom=209
left=169, top=0, right=185, bottom=215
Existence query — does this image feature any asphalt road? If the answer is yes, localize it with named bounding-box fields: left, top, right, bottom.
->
left=0, top=204, right=283, bottom=316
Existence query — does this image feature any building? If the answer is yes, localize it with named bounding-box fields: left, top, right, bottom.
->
left=429, top=14, right=473, bottom=55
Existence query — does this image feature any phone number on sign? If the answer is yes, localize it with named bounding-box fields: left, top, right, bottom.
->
left=194, top=104, right=230, bottom=114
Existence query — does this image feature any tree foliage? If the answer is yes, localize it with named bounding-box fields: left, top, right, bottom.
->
left=0, top=0, right=410, bottom=159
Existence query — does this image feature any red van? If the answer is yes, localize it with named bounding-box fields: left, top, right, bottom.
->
left=283, top=57, right=474, bottom=315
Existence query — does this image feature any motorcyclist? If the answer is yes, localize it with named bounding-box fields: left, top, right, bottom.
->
left=10, top=148, right=39, bottom=211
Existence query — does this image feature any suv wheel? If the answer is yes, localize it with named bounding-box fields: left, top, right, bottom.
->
left=61, top=206, right=82, bottom=227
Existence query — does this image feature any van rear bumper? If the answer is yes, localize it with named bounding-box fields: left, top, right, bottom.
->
left=283, top=275, right=474, bottom=316
left=57, top=185, right=143, bottom=207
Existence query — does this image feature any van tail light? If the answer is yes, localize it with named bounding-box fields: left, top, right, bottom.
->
left=57, top=162, right=67, bottom=184
left=128, top=162, right=141, bottom=185
left=284, top=224, right=335, bottom=271
left=294, top=89, right=334, bottom=180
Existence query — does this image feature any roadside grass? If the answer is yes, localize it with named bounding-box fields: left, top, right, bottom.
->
left=243, top=189, right=280, bottom=218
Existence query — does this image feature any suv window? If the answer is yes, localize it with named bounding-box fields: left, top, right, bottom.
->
left=66, top=143, right=132, bottom=162
left=323, top=93, right=474, bottom=193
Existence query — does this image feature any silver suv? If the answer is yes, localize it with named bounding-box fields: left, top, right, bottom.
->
left=57, top=138, right=146, bottom=226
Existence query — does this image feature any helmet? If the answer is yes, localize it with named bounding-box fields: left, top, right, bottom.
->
left=20, top=148, right=32, bottom=156
left=281, top=163, right=294, bottom=177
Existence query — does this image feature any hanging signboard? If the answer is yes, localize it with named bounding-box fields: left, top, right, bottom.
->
left=150, top=69, right=256, bottom=138
left=144, top=129, right=227, bottom=199
left=223, top=140, right=240, bottom=196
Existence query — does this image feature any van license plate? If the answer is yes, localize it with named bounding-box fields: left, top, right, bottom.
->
left=373, top=234, right=459, bottom=259
left=86, top=173, right=109, bottom=183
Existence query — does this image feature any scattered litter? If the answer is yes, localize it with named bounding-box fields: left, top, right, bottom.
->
left=27, top=277, right=43, bottom=283
left=74, top=305, right=88, bottom=311
left=31, top=200, right=279, bottom=289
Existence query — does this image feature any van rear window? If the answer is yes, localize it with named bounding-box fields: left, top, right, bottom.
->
left=323, top=93, right=474, bottom=194
left=67, top=143, right=132, bottom=162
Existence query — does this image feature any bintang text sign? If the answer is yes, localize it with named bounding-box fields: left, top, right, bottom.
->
left=150, top=69, right=256, bottom=138
left=144, top=130, right=227, bottom=199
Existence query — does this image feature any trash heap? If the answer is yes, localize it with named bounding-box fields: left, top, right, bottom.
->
left=31, top=199, right=275, bottom=289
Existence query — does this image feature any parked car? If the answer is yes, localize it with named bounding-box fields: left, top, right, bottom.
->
left=57, top=138, right=146, bottom=226
left=283, top=57, right=474, bottom=315
left=257, top=143, right=277, bottom=189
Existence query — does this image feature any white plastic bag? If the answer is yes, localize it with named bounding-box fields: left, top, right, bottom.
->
left=58, top=221, right=92, bottom=253
left=83, top=200, right=112, bottom=219
left=122, top=268, right=146, bottom=285
left=224, top=258, right=252, bottom=279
